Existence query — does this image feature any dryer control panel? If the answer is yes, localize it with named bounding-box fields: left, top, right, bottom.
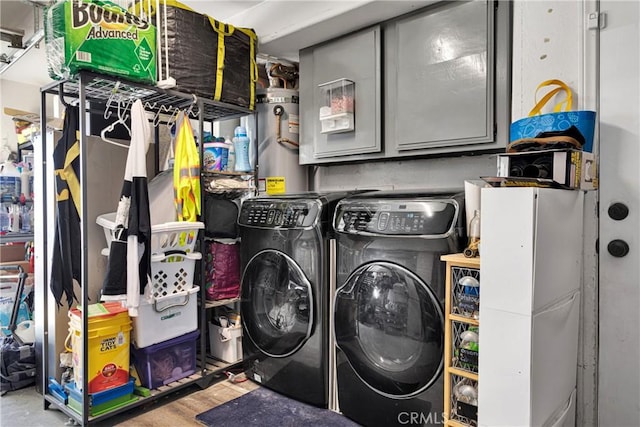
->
left=239, top=199, right=322, bottom=229
left=334, top=199, right=458, bottom=237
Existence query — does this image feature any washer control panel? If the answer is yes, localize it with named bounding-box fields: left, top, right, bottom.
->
left=239, top=199, right=321, bottom=228
left=334, top=200, right=457, bottom=236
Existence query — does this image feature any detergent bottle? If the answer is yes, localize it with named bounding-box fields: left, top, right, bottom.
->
left=225, top=137, right=235, bottom=172
left=0, top=162, right=21, bottom=202
left=233, top=126, right=251, bottom=173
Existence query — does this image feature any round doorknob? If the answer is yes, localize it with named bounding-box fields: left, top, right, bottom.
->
left=607, top=239, right=629, bottom=258
left=608, top=203, right=629, bottom=221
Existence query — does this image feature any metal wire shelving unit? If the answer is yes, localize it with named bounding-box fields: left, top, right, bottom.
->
left=37, top=71, right=256, bottom=426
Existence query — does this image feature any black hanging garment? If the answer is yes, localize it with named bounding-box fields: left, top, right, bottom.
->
left=50, top=106, right=82, bottom=308
left=101, top=100, right=152, bottom=317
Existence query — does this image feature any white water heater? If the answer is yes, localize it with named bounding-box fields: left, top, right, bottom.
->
left=257, top=88, right=308, bottom=194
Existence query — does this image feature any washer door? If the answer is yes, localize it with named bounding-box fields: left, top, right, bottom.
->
left=335, top=261, right=444, bottom=398
left=241, top=249, right=313, bottom=357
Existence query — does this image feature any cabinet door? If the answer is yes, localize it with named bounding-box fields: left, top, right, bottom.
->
left=299, top=26, right=382, bottom=164
left=385, top=1, right=510, bottom=155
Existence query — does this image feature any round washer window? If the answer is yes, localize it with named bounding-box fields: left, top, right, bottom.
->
left=334, top=261, right=444, bottom=398
left=241, top=249, right=313, bottom=357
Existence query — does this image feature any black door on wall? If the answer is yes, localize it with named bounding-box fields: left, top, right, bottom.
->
left=334, top=261, right=444, bottom=398
left=241, top=249, right=314, bottom=357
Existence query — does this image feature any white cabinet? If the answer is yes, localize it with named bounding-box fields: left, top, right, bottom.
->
left=478, top=187, right=583, bottom=427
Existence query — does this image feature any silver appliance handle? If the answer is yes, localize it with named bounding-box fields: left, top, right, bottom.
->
left=328, top=238, right=339, bottom=413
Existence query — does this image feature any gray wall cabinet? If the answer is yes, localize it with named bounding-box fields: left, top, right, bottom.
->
left=300, top=1, right=511, bottom=164
left=299, top=25, right=382, bottom=164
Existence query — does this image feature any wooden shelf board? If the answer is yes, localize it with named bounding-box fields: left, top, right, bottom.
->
left=449, top=314, right=480, bottom=326
left=204, top=297, right=240, bottom=309
left=446, top=418, right=475, bottom=427
left=441, top=253, right=480, bottom=268
left=447, top=366, right=479, bottom=381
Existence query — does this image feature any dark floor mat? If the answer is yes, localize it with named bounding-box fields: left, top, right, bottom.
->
left=195, top=386, right=360, bottom=426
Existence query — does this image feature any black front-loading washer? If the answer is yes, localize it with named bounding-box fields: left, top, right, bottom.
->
left=332, top=190, right=465, bottom=426
left=239, top=191, right=356, bottom=408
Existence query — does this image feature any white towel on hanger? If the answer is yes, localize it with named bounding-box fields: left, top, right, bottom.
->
left=125, top=99, right=152, bottom=316
left=101, top=99, right=152, bottom=317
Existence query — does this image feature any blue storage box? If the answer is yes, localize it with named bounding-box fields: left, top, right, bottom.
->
left=131, top=330, right=199, bottom=389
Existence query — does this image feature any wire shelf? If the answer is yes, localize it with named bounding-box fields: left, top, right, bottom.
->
left=202, top=171, right=256, bottom=197
left=42, top=71, right=253, bottom=122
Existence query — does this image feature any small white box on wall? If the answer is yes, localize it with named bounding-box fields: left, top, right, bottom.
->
left=318, top=78, right=355, bottom=134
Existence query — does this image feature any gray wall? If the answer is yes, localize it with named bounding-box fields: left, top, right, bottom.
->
left=312, top=153, right=496, bottom=192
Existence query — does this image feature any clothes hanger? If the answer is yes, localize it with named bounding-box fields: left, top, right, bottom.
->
left=104, top=82, right=122, bottom=120
left=184, top=94, right=197, bottom=118
left=100, top=98, right=131, bottom=148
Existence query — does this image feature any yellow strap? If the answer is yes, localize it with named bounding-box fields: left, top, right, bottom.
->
left=236, top=27, right=257, bottom=41
left=528, top=79, right=573, bottom=116
left=55, top=130, right=82, bottom=215
left=249, top=37, right=257, bottom=110
left=208, top=18, right=228, bottom=102
left=210, top=18, right=235, bottom=36
left=64, top=144, right=81, bottom=216
left=538, top=79, right=572, bottom=111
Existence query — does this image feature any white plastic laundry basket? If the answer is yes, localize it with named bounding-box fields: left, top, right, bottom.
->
left=97, top=213, right=204, bottom=297
left=150, top=251, right=202, bottom=298
left=96, top=212, right=203, bottom=255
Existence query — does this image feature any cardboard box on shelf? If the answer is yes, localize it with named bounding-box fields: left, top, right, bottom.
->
left=4, top=107, right=63, bottom=130
left=0, top=261, right=30, bottom=273
left=0, top=244, right=26, bottom=263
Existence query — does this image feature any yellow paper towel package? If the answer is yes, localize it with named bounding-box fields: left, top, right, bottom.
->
left=45, top=0, right=156, bottom=84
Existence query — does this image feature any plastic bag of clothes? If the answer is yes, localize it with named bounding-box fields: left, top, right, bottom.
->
left=205, top=241, right=240, bottom=301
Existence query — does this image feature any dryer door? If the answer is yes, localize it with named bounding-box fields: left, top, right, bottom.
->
left=335, top=261, right=444, bottom=398
left=241, top=249, right=314, bottom=358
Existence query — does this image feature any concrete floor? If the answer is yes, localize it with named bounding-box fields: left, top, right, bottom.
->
left=1, top=386, right=71, bottom=426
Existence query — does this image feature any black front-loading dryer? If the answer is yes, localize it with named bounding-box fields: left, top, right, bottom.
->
left=239, top=192, right=355, bottom=409
left=332, top=190, right=465, bottom=426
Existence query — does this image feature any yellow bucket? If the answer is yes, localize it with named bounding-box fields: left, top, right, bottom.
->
left=67, top=302, right=132, bottom=393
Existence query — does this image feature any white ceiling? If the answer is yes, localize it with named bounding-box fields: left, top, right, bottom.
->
left=0, top=0, right=432, bottom=86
